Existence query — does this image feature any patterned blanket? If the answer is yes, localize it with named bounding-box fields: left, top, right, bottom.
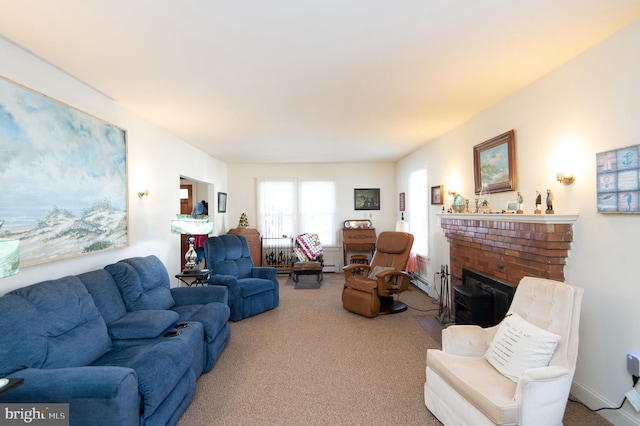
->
left=294, top=233, right=323, bottom=262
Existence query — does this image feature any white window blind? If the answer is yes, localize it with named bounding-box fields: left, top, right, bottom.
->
left=258, top=179, right=296, bottom=239
left=258, top=178, right=336, bottom=245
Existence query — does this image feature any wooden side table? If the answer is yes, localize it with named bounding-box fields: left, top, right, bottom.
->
left=175, top=269, right=209, bottom=286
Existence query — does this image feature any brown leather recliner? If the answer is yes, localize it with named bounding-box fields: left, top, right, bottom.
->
left=342, top=231, right=414, bottom=317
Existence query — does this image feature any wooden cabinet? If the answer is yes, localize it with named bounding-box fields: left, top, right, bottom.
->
left=228, top=228, right=262, bottom=266
left=342, top=220, right=376, bottom=265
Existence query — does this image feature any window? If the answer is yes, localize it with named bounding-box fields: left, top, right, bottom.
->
left=258, top=178, right=336, bottom=245
left=408, top=168, right=428, bottom=256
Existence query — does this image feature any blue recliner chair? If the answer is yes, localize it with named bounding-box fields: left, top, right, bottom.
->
left=204, top=234, right=279, bottom=321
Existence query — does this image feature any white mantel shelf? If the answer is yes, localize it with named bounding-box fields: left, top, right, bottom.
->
left=437, top=211, right=579, bottom=225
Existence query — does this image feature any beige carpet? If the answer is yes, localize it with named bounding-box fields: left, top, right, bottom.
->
left=177, top=273, right=610, bottom=426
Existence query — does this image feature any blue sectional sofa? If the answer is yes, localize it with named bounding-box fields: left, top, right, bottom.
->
left=0, top=255, right=231, bottom=426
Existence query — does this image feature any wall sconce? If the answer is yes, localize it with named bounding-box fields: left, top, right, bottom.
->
left=447, top=190, right=457, bottom=196
left=556, top=173, right=575, bottom=185
left=137, top=190, right=149, bottom=198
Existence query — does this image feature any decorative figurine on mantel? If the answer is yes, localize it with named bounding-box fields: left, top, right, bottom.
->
left=516, top=192, right=524, bottom=214
left=238, top=212, right=250, bottom=228
left=535, top=190, right=542, bottom=214
left=545, top=189, right=554, bottom=214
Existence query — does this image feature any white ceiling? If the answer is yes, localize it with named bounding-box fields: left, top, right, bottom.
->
left=2, top=1, right=640, bottom=164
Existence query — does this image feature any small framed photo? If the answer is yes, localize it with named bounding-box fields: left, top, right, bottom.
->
left=217, top=192, right=227, bottom=213
left=354, top=188, right=380, bottom=210
left=399, top=192, right=406, bottom=211
left=505, top=201, right=518, bottom=213
left=431, top=185, right=444, bottom=205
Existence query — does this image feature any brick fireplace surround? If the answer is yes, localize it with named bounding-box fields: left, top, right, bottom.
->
left=438, top=213, right=579, bottom=288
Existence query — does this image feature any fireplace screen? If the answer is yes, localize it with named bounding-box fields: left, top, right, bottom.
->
left=460, top=268, right=515, bottom=327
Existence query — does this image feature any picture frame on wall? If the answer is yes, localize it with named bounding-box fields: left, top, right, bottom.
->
left=431, top=185, right=444, bottom=205
left=399, top=192, right=406, bottom=211
left=354, top=188, right=380, bottom=210
left=596, top=144, right=640, bottom=213
left=218, top=192, right=227, bottom=213
left=0, top=76, right=128, bottom=274
left=473, top=130, right=516, bottom=194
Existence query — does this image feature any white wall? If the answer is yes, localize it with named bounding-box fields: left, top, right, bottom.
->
left=0, top=37, right=228, bottom=294
left=397, top=19, right=640, bottom=425
left=227, top=163, right=397, bottom=267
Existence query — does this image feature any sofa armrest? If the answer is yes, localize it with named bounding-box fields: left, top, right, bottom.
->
left=108, top=310, right=179, bottom=339
left=376, top=271, right=412, bottom=294
left=515, top=366, right=573, bottom=425
left=2, top=367, right=139, bottom=425
left=343, top=264, right=371, bottom=280
left=207, top=274, right=241, bottom=308
left=171, top=285, right=228, bottom=305
left=442, top=324, right=495, bottom=356
left=251, top=266, right=277, bottom=280
left=208, top=274, right=238, bottom=287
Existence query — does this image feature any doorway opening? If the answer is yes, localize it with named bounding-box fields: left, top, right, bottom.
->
left=179, top=176, right=215, bottom=270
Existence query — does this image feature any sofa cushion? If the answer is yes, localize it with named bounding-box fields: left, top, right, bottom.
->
left=206, top=235, right=253, bottom=278
left=78, top=269, right=128, bottom=324
left=107, top=310, right=180, bottom=340
left=238, top=278, right=276, bottom=298
left=485, top=313, right=561, bottom=382
left=92, top=339, right=193, bottom=419
left=105, top=256, right=175, bottom=311
left=172, top=303, right=230, bottom=343
left=0, top=293, right=47, bottom=376
left=343, top=275, right=377, bottom=294
left=2, top=276, right=112, bottom=373
left=427, top=349, right=518, bottom=425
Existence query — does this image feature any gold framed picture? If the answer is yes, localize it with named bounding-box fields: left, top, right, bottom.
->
left=431, top=185, right=444, bottom=205
left=473, top=130, right=516, bottom=194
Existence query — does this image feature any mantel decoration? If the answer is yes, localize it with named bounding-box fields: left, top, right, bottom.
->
left=596, top=144, right=640, bottom=213
left=354, top=188, right=380, bottom=210
left=238, top=212, right=250, bottom=228
left=473, top=130, right=516, bottom=194
left=0, top=76, right=128, bottom=275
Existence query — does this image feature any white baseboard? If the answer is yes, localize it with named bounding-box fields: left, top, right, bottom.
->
left=571, top=380, right=640, bottom=425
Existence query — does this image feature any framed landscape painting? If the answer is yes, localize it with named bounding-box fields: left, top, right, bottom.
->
left=473, top=130, right=516, bottom=194
left=0, top=76, right=128, bottom=275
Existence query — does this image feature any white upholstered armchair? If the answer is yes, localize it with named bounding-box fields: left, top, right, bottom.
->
left=424, top=277, right=584, bottom=425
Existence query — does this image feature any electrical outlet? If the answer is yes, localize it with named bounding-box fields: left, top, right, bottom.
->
left=628, top=353, right=639, bottom=377
left=625, top=387, right=640, bottom=412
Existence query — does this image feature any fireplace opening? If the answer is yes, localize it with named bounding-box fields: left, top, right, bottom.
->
left=454, top=268, right=515, bottom=327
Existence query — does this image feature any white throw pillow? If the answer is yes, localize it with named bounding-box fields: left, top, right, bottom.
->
left=367, top=266, right=395, bottom=282
left=485, top=312, right=561, bottom=382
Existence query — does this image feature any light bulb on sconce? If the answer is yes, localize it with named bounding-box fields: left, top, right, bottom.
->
left=556, top=173, right=575, bottom=185
left=137, top=190, right=149, bottom=198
